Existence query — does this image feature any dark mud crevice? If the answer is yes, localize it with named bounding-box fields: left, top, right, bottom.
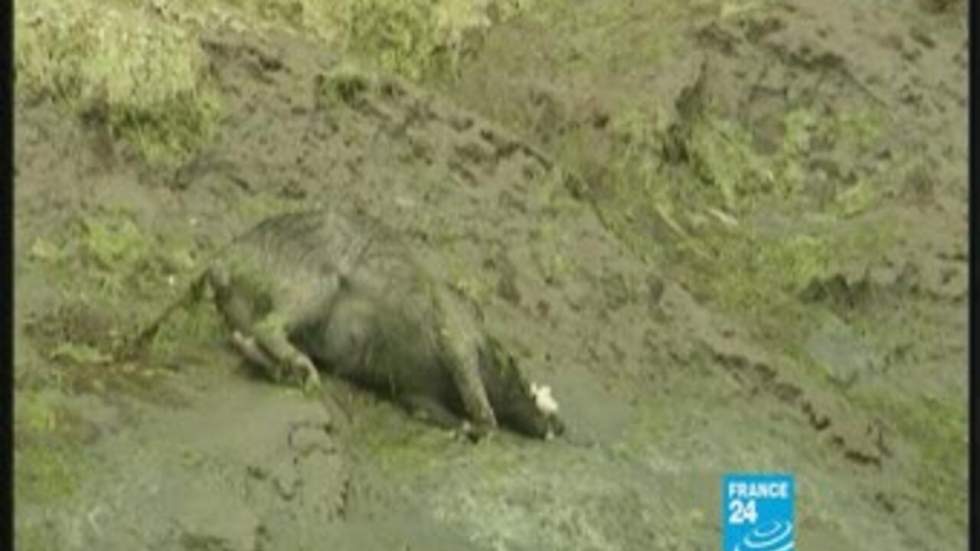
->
left=703, top=339, right=891, bottom=470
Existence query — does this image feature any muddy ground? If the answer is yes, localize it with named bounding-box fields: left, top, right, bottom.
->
left=13, top=0, right=968, bottom=550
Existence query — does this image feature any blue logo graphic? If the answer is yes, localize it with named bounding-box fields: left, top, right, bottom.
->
left=722, top=473, right=795, bottom=551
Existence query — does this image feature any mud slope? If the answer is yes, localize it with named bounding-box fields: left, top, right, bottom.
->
left=14, top=1, right=966, bottom=550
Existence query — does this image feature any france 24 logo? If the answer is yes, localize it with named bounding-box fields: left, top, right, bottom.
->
left=722, top=473, right=795, bottom=551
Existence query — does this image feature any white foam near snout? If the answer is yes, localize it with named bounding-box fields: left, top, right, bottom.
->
left=530, top=382, right=559, bottom=414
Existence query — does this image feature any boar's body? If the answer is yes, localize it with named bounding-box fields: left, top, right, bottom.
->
left=188, top=209, right=562, bottom=439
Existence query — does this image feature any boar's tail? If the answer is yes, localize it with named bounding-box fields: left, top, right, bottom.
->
left=121, top=271, right=210, bottom=359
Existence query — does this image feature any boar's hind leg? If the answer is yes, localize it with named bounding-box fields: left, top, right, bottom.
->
left=229, top=330, right=276, bottom=372
left=207, top=267, right=321, bottom=391
left=435, top=291, right=498, bottom=431
left=248, top=315, right=322, bottom=391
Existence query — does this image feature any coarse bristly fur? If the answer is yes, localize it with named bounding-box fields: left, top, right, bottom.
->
left=136, top=209, right=565, bottom=440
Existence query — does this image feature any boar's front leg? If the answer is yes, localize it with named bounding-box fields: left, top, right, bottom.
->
left=434, top=289, right=498, bottom=433
left=229, top=330, right=276, bottom=369
left=399, top=394, right=462, bottom=429
left=399, top=394, right=490, bottom=441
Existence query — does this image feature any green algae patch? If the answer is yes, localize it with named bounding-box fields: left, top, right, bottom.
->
left=14, top=391, right=92, bottom=505
left=27, top=208, right=186, bottom=303
left=350, top=410, right=458, bottom=477
left=23, top=208, right=225, bottom=378
left=15, top=0, right=222, bottom=167
left=689, top=116, right=780, bottom=212
left=708, top=232, right=832, bottom=313
left=15, top=444, right=83, bottom=504
left=13, top=0, right=532, bottom=169
left=344, top=0, right=472, bottom=81
left=342, top=0, right=532, bottom=81
left=852, top=390, right=967, bottom=528
left=15, top=525, right=62, bottom=551
left=562, top=99, right=894, bottom=332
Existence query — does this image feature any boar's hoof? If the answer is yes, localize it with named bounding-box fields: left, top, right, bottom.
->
left=458, top=420, right=495, bottom=443
left=288, top=353, right=322, bottom=393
